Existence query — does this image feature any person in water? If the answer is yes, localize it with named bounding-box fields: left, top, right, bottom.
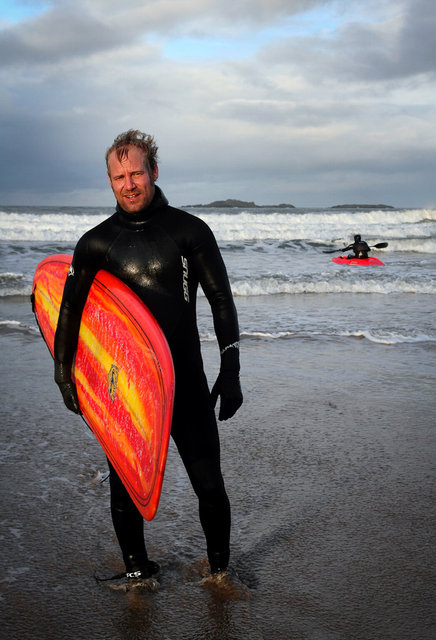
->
left=53, top=129, right=243, bottom=582
left=345, top=234, right=371, bottom=259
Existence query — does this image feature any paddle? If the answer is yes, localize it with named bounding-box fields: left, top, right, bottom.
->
left=322, top=242, right=388, bottom=254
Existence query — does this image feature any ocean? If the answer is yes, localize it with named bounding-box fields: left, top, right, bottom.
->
left=1, top=204, right=435, bottom=639
left=1, top=204, right=435, bottom=342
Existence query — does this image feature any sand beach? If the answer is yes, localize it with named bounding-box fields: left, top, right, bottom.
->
left=1, top=294, right=435, bottom=639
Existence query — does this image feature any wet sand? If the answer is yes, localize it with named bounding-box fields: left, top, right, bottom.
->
left=1, top=298, right=435, bottom=640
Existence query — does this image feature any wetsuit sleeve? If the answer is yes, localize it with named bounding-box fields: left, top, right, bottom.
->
left=190, top=224, right=240, bottom=373
left=54, top=240, right=98, bottom=365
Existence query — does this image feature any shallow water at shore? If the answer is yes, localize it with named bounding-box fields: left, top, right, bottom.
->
left=1, top=296, right=435, bottom=640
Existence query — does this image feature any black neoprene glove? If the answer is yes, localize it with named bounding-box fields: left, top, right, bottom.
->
left=54, top=360, right=81, bottom=414
left=211, top=371, right=243, bottom=421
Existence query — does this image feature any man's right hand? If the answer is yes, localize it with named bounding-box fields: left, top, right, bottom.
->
left=54, top=360, right=81, bottom=414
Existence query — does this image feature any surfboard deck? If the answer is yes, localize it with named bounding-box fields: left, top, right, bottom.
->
left=332, top=256, right=385, bottom=266
left=32, top=254, right=175, bottom=521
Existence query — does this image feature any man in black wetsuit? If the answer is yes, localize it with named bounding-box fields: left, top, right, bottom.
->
left=345, top=234, right=371, bottom=259
left=54, top=129, right=243, bottom=581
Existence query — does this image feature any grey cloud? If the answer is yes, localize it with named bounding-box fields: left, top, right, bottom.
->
left=391, top=0, right=436, bottom=76
left=197, top=0, right=326, bottom=25
left=0, top=6, right=135, bottom=66
left=332, top=0, right=436, bottom=80
left=259, top=0, right=436, bottom=82
left=0, top=111, right=108, bottom=194
left=91, top=0, right=327, bottom=32
left=211, top=98, right=378, bottom=127
left=0, top=0, right=329, bottom=67
left=164, top=141, right=436, bottom=207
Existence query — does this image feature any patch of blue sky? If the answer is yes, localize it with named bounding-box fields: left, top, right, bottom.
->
left=0, top=1, right=48, bottom=24
left=161, top=36, right=258, bottom=61
left=160, top=5, right=371, bottom=61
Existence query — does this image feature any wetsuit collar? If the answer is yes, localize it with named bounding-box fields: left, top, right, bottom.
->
left=115, top=186, right=169, bottom=228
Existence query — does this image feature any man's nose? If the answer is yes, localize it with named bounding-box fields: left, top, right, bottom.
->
left=125, top=175, right=136, bottom=190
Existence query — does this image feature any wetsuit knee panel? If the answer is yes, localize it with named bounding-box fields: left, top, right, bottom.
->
left=185, top=457, right=227, bottom=500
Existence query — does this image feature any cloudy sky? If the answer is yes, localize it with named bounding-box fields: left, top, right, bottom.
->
left=1, top=0, right=435, bottom=208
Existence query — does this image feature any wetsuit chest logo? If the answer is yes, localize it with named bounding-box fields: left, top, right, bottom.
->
left=181, top=256, right=189, bottom=302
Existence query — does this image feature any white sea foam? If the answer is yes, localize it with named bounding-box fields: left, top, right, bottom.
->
left=232, top=329, right=435, bottom=345
left=0, top=285, right=31, bottom=297
left=1, top=207, right=435, bottom=247
left=0, top=211, right=107, bottom=242
left=240, top=330, right=295, bottom=340
left=343, top=330, right=436, bottom=345
left=2, top=274, right=434, bottom=298
left=230, top=277, right=436, bottom=296
left=0, top=272, right=25, bottom=283
left=199, top=208, right=436, bottom=245
left=0, top=284, right=32, bottom=298
left=0, top=272, right=31, bottom=296
left=0, top=319, right=39, bottom=334
left=381, top=238, right=436, bottom=253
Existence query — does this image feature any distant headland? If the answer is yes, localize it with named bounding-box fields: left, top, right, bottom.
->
left=185, top=199, right=295, bottom=208
left=184, top=199, right=394, bottom=209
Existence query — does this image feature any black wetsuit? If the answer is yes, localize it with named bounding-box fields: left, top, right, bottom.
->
left=346, top=240, right=371, bottom=259
left=54, top=186, right=240, bottom=572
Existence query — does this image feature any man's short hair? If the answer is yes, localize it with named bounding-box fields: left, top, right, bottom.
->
left=105, top=129, right=159, bottom=171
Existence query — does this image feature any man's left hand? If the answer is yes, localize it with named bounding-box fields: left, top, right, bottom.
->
left=211, top=372, right=243, bottom=421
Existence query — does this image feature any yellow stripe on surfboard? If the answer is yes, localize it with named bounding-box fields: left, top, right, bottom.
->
left=36, top=281, right=63, bottom=338
left=77, top=322, right=152, bottom=443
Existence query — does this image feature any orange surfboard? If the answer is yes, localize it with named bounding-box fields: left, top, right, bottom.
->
left=32, top=254, right=175, bottom=521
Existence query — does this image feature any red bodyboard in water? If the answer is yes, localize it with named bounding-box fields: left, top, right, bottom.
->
left=332, top=256, right=385, bottom=266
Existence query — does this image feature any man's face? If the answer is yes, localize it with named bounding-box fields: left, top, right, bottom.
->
left=107, top=145, right=159, bottom=213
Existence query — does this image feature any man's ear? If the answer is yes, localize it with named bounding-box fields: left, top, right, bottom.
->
left=153, top=165, right=159, bottom=181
